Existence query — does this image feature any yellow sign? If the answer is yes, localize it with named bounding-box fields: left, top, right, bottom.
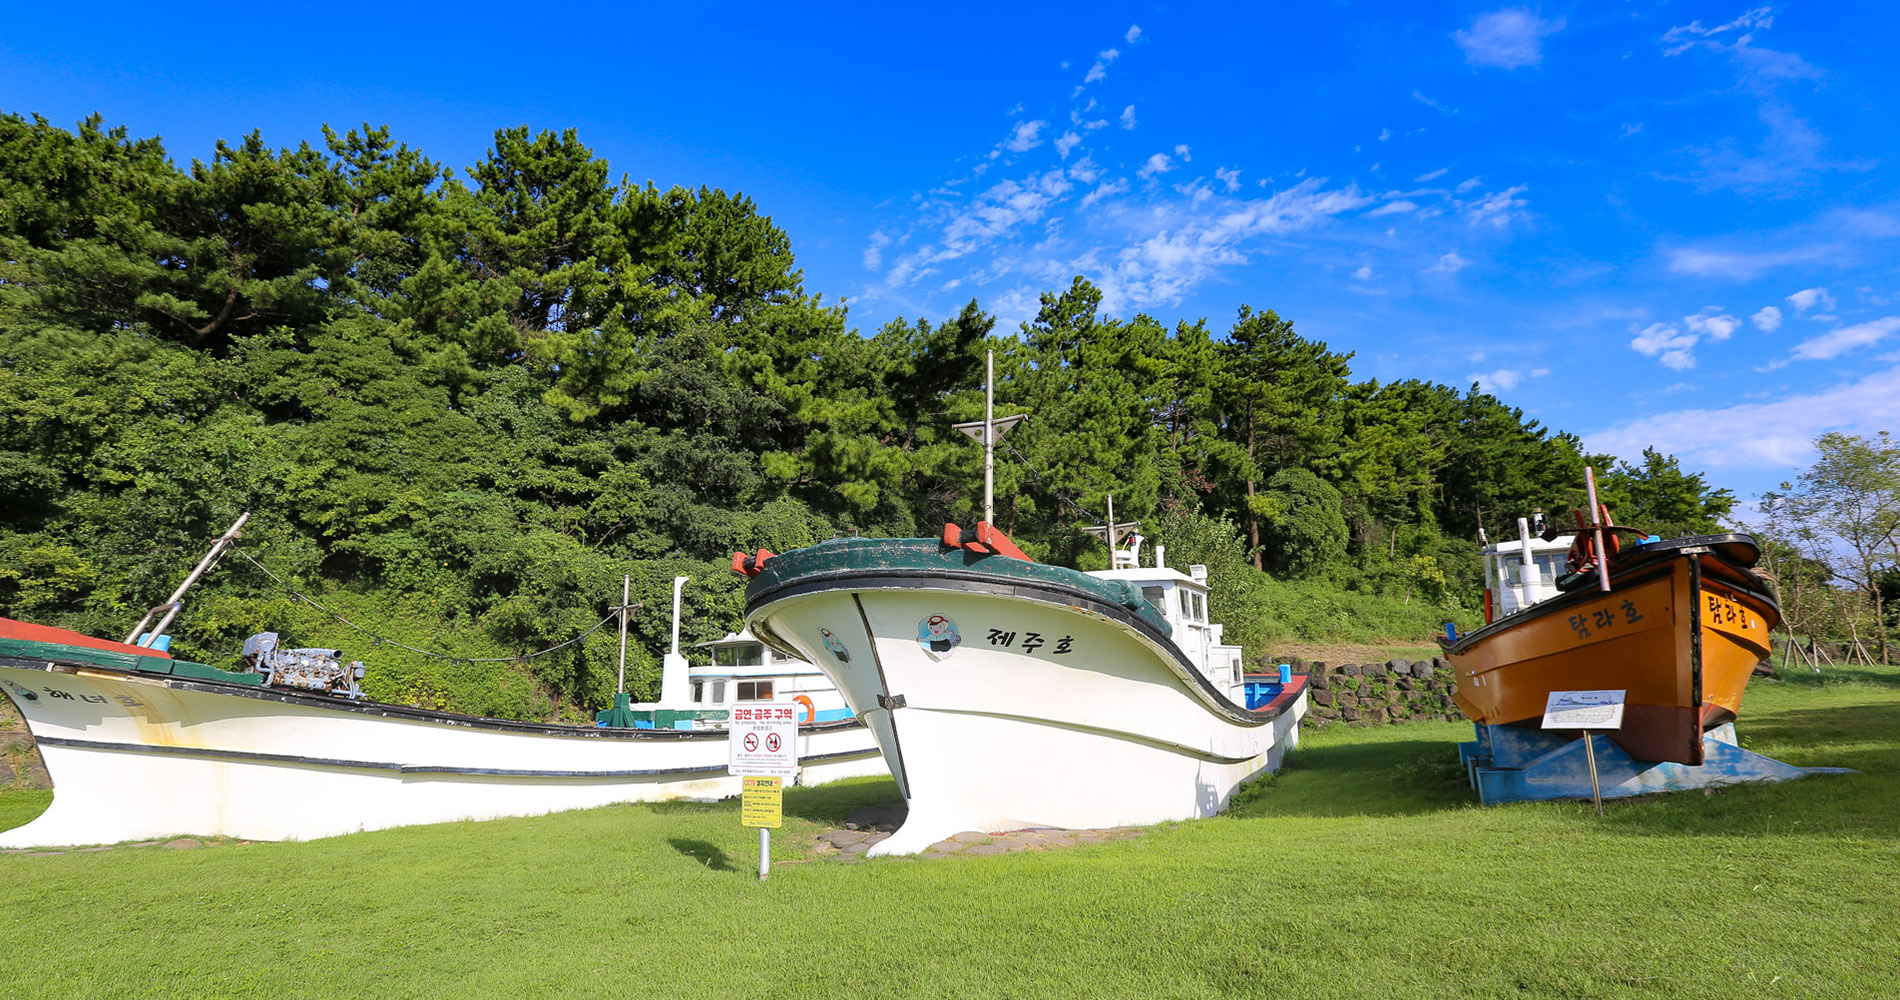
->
left=741, top=776, right=783, bottom=828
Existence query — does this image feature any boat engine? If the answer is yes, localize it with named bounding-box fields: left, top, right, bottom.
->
left=242, top=633, right=367, bottom=699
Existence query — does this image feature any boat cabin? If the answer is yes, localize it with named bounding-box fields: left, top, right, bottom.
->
left=1481, top=526, right=1574, bottom=622
left=687, top=630, right=852, bottom=724
left=1087, top=538, right=1247, bottom=704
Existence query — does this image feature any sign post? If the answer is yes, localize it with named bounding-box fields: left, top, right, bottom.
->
left=1542, top=690, right=1626, bottom=816
left=729, top=703, right=798, bottom=880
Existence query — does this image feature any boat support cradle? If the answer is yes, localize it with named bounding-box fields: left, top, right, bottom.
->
left=1459, top=723, right=1855, bottom=805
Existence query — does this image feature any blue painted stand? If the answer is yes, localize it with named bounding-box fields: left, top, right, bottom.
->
left=1460, top=722, right=1854, bottom=805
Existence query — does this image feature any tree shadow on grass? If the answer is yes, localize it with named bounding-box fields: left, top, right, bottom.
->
left=667, top=838, right=738, bottom=872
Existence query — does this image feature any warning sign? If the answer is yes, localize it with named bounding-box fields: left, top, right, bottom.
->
left=729, top=703, right=799, bottom=777
left=742, top=776, right=783, bottom=828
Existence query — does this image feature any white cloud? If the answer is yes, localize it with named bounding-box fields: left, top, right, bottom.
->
left=1788, top=317, right=1900, bottom=362
left=1415, top=167, right=1448, bottom=182
left=1174, top=144, right=1191, bottom=162
left=1684, top=310, right=1740, bottom=342
left=1125, top=24, right=1141, bottom=43
left=1620, top=123, right=1643, bottom=138
left=1120, top=105, right=1137, bottom=130
left=1752, top=305, right=1783, bottom=332
left=1466, top=184, right=1528, bottom=228
left=1369, top=200, right=1419, bottom=218
left=1004, top=120, right=1047, bottom=154
left=1586, top=363, right=1900, bottom=473
left=1630, top=322, right=1700, bottom=370
left=863, top=231, right=890, bottom=271
left=1067, top=157, right=1102, bottom=184
left=1137, top=153, right=1174, bottom=179
left=1787, top=287, right=1837, bottom=313
left=1455, top=176, right=1482, bottom=193
left=1353, top=266, right=1373, bottom=281
left=1214, top=166, right=1242, bottom=192
left=1084, top=50, right=1118, bottom=84
left=1413, top=90, right=1453, bottom=114
left=1054, top=131, right=1082, bottom=159
left=1629, top=308, right=1740, bottom=370
left=1079, top=178, right=1128, bottom=208
left=1666, top=243, right=1839, bottom=280
left=1470, top=368, right=1524, bottom=391
left=1424, top=252, right=1468, bottom=274
left=1453, top=8, right=1565, bottom=70
left=1530, top=367, right=1551, bottom=377
left=1379, top=128, right=1392, bottom=142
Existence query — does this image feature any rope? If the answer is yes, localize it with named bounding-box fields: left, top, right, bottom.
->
left=999, top=438, right=1109, bottom=525
left=234, top=550, right=622, bottom=664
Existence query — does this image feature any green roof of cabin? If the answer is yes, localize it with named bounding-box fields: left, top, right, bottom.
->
left=744, top=537, right=1172, bottom=636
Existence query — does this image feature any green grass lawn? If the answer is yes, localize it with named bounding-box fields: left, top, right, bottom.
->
left=3, top=666, right=1896, bottom=999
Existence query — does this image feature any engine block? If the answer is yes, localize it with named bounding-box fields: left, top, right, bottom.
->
left=241, top=633, right=367, bottom=699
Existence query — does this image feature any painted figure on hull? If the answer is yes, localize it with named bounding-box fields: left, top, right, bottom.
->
left=819, top=628, right=851, bottom=663
left=917, top=615, right=962, bottom=660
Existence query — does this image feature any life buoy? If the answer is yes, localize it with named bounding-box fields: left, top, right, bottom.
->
left=1566, top=504, right=1621, bottom=574
left=793, top=694, right=816, bottom=725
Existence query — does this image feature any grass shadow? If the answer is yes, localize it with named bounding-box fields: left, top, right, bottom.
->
left=782, top=776, right=902, bottom=824
left=667, top=837, right=738, bottom=872
left=1234, top=726, right=1478, bottom=819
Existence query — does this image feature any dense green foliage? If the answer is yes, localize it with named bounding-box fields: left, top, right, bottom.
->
left=0, top=114, right=1736, bottom=719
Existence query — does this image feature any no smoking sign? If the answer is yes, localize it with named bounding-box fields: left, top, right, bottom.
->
left=729, top=703, right=798, bottom=777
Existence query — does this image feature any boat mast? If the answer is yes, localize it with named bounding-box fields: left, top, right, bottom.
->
left=616, top=575, right=630, bottom=696
left=1584, top=466, right=1611, bottom=593
left=125, top=512, right=250, bottom=647
left=985, top=349, right=995, bottom=525
left=951, top=352, right=1026, bottom=527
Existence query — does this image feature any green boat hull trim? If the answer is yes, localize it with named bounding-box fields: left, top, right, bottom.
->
left=744, top=536, right=1308, bottom=856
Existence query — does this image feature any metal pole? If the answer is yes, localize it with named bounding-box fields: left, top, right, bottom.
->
left=127, top=512, right=250, bottom=646
left=1583, top=730, right=1603, bottom=816
left=759, top=826, right=770, bottom=880
left=984, top=349, right=995, bottom=525
left=1583, top=467, right=1611, bottom=593
left=616, top=575, right=630, bottom=696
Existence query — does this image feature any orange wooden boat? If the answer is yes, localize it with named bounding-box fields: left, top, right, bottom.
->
left=1443, top=533, right=1779, bottom=765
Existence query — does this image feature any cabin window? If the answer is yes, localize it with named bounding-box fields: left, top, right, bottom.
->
left=709, top=680, right=726, bottom=704
left=1141, top=586, right=1165, bottom=610
left=1192, top=593, right=1206, bottom=622
left=736, top=680, right=774, bottom=701
left=1178, top=590, right=1192, bottom=619
left=691, top=681, right=704, bottom=704
left=715, top=643, right=764, bottom=667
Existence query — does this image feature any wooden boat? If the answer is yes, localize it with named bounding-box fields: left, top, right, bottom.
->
left=0, top=616, right=885, bottom=847
left=1444, top=525, right=1779, bottom=766
left=736, top=522, right=1307, bottom=856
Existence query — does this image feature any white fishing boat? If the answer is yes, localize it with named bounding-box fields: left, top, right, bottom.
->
left=0, top=528, right=884, bottom=848
left=736, top=521, right=1307, bottom=856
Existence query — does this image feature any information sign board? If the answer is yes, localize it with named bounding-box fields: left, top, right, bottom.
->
left=741, top=776, right=783, bottom=828
left=1541, top=690, right=1626, bottom=731
left=729, top=703, right=799, bottom=777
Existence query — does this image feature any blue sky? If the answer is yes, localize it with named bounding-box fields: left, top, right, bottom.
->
left=5, top=2, right=1898, bottom=511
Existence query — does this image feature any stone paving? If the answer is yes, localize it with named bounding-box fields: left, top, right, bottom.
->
left=811, top=804, right=1146, bottom=862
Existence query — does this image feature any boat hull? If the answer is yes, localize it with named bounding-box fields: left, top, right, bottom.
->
left=744, top=542, right=1305, bottom=855
left=0, top=656, right=884, bottom=848
left=1447, top=537, right=1777, bottom=765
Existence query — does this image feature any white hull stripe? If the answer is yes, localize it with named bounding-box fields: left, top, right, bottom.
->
left=32, top=734, right=883, bottom=778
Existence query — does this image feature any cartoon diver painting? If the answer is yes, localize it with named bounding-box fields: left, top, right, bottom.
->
left=819, top=627, right=851, bottom=663
left=917, top=614, right=962, bottom=660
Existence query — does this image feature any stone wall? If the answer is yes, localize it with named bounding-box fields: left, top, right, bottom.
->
left=1282, top=657, right=1466, bottom=727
